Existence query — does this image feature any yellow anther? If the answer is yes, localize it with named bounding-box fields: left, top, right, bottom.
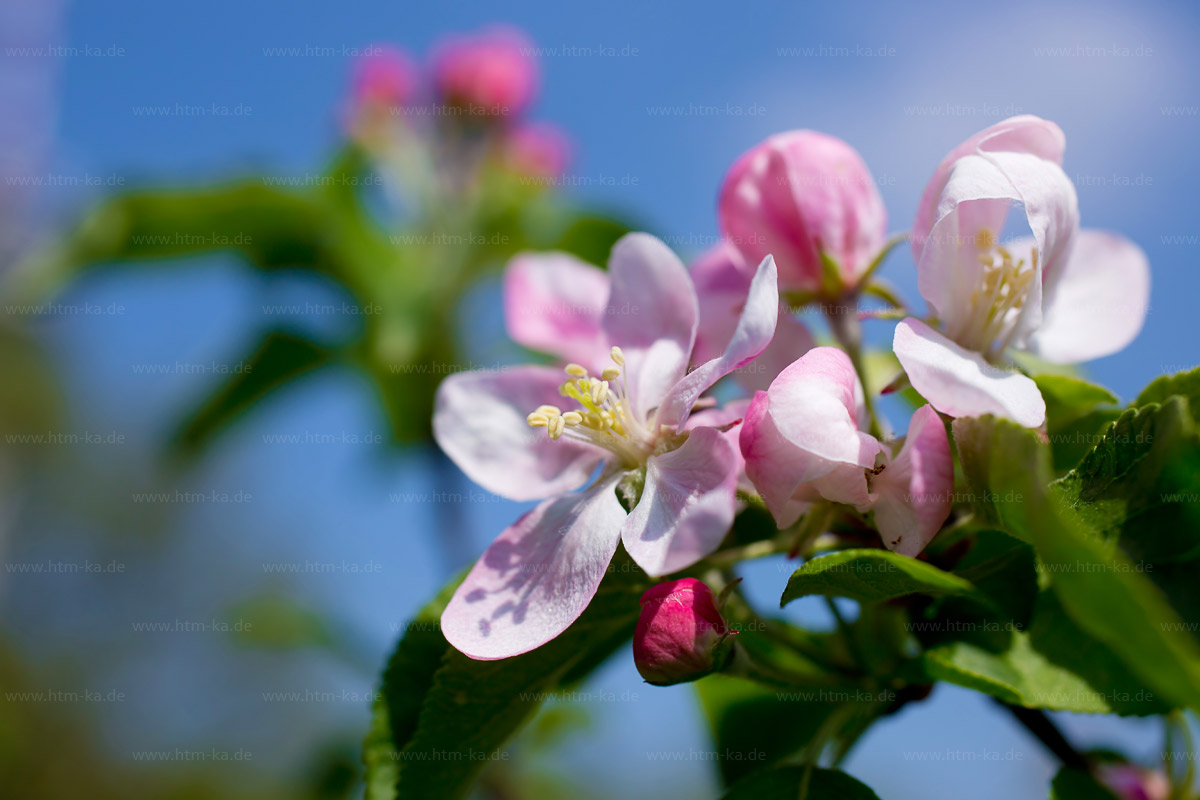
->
left=535, top=405, right=561, bottom=417
left=565, top=363, right=588, bottom=378
left=590, top=379, right=608, bottom=405
left=610, top=346, right=625, bottom=366
left=526, top=412, right=548, bottom=427
left=601, top=366, right=621, bottom=381
left=976, top=228, right=996, bottom=252
left=561, top=411, right=583, bottom=426
left=548, top=415, right=566, bottom=440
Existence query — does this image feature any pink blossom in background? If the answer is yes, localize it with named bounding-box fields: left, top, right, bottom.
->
left=432, top=26, right=539, bottom=117
left=505, top=122, right=572, bottom=177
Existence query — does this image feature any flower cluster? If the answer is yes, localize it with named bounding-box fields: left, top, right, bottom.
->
left=347, top=27, right=569, bottom=182
left=434, top=115, right=1149, bottom=661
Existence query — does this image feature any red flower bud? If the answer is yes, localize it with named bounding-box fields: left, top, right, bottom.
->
left=633, top=578, right=733, bottom=686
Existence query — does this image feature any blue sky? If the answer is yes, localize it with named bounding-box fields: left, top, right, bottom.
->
left=21, top=0, right=1200, bottom=797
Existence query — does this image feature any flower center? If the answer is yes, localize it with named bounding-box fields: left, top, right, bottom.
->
left=949, top=228, right=1037, bottom=357
left=526, top=346, right=653, bottom=466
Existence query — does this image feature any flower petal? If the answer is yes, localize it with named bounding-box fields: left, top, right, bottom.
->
left=503, top=252, right=611, bottom=369
left=434, top=365, right=607, bottom=501
left=1028, top=230, right=1150, bottom=364
left=602, top=234, right=699, bottom=420
left=913, top=115, right=1066, bottom=260
left=690, top=243, right=754, bottom=366
left=441, top=479, right=626, bottom=659
left=870, top=405, right=954, bottom=557
left=739, top=391, right=812, bottom=528
left=768, top=347, right=883, bottom=469
left=658, top=255, right=779, bottom=428
left=893, top=318, right=1045, bottom=427
left=736, top=310, right=816, bottom=393
left=622, top=427, right=739, bottom=577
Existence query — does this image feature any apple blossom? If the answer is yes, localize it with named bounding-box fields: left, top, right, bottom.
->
left=894, top=115, right=1150, bottom=427
left=633, top=578, right=734, bottom=686
left=740, top=347, right=954, bottom=556
left=432, top=26, right=539, bottom=117
left=1096, top=764, right=1170, bottom=800
left=436, top=234, right=779, bottom=659
left=719, top=130, right=887, bottom=294
left=690, top=242, right=816, bottom=391
left=505, top=122, right=572, bottom=177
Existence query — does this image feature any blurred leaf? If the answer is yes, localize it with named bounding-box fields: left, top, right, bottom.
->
left=172, top=329, right=335, bottom=454
left=1048, top=768, right=1121, bottom=800
left=952, top=415, right=1200, bottom=712
left=924, top=590, right=1165, bottom=715
left=781, top=549, right=987, bottom=608
left=551, top=214, right=633, bottom=267
left=719, top=765, right=881, bottom=799
left=696, top=676, right=842, bottom=787
left=364, top=553, right=648, bottom=800
left=0, top=323, right=62, bottom=439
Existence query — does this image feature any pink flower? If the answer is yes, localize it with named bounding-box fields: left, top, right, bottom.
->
left=633, top=578, right=733, bottom=686
left=504, top=122, right=572, bottom=177
left=436, top=234, right=780, bottom=659
left=740, top=347, right=954, bottom=557
left=719, top=130, right=887, bottom=294
left=1096, top=764, right=1170, bottom=800
left=690, top=242, right=815, bottom=391
left=894, top=115, right=1150, bottom=428
left=352, top=45, right=419, bottom=109
left=432, top=26, right=538, bottom=117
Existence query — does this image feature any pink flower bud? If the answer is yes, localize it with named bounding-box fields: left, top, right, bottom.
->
left=352, top=45, right=419, bottom=109
left=719, top=130, right=887, bottom=294
left=1097, top=765, right=1170, bottom=800
left=432, top=26, right=539, bottom=118
left=505, top=122, right=572, bottom=177
left=633, top=578, right=732, bottom=686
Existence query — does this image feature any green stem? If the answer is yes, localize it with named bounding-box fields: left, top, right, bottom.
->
left=824, top=304, right=882, bottom=439
left=706, top=531, right=793, bottom=568
left=853, top=232, right=908, bottom=291
left=824, top=596, right=866, bottom=669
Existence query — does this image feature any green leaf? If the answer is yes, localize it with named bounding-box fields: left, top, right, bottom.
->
left=924, top=590, right=1165, bottom=715
left=1135, top=365, right=1200, bottom=422
left=781, top=549, right=987, bottom=607
left=697, top=676, right=846, bottom=787
left=1051, top=400, right=1200, bottom=563
left=720, top=765, right=881, bottom=800
left=551, top=214, right=634, bottom=267
left=171, top=329, right=334, bottom=455
left=952, top=415, right=1200, bottom=712
left=1036, top=375, right=1122, bottom=470
left=1048, top=768, right=1121, bottom=799
left=364, top=554, right=649, bottom=800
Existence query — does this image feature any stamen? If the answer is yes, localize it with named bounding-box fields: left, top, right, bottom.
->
left=565, top=363, right=588, bottom=378
left=952, top=228, right=1038, bottom=355
left=610, top=346, right=625, bottom=366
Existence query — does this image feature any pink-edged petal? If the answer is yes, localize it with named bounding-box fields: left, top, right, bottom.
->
left=1029, top=230, right=1150, bottom=364
left=919, top=152, right=1078, bottom=340
left=602, top=233, right=699, bottom=420
left=690, top=242, right=755, bottom=366
left=441, top=479, right=626, bottom=659
left=736, top=310, right=816, bottom=393
left=688, top=399, right=752, bottom=496
left=768, top=347, right=884, bottom=469
left=871, top=405, right=954, bottom=557
left=433, top=366, right=607, bottom=502
left=913, top=115, right=1066, bottom=260
left=623, top=427, right=739, bottom=577
left=893, top=318, right=1045, bottom=428
left=809, top=463, right=874, bottom=511
left=503, top=252, right=611, bottom=369
left=658, top=255, right=779, bottom=429
left=739, top=390, right=812, bottom=528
